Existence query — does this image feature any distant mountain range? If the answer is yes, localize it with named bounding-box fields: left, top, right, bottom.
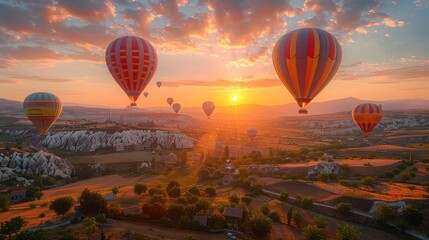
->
left=1, top=97, right=428, bottom=121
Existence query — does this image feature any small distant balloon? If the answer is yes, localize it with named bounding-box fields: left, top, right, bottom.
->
left=143, top=92, right=149, bottom=98
left=352, top=103, right=383, bottom=137
left=156, top=81, right=162, bottom=88
left=172, top=103, right=181, bottom=113
left=23, top=92, right=62, bottom=136
left=202, top=101, right=215, bottom=119
left=167, top=97, right=174, bottom=106
left=105, top=36, right=157, bottom=107
left=247, top=128, right=257, bottom=141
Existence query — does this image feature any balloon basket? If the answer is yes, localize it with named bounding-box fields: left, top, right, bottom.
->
left=299, top=108, right=308, bottom=114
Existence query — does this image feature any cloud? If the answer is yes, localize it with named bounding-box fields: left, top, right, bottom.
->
left=56, top=0, right=115, bottom=22
left=227, top=46, right=270, bottom=67
left=0, top=79, right=21, bottom=84
left=299, top=0, right=405, bottom=34
left=11, top=74, right=75, bottom=83
left=201, top=0, right=301, bottom=47
left=166, top=77, right=281, bottom=88
left=337, top=63, right=429, bottom=81
left=0, top=46, right=103, bottom=62
left=0, top=58, right=15, bottom=68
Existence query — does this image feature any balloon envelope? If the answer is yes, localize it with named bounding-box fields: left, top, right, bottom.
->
left=23, top=92, right=62, bottom=136
left=202, top=101, right=215, bottom=119
left=272, top=28, right=342, bottom=113
left=172, top=103, right=181, bottom=113
left=247, top=128, right=257, bottom=139
left=167, top=97, right=174, bottom=106
left=352, top=103, right=383, bottom=137
left=105, top=36, right=157, bottom=106
left=143, top=92, right=149, bottom=98
left=156, top=81, right=162, bottom=88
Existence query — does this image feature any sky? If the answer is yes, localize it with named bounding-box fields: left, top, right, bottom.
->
left=0, top=0, right=428, bottom=108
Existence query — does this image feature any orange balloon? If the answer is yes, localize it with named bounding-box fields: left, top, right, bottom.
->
left=352, top=103, right=383, bottom=137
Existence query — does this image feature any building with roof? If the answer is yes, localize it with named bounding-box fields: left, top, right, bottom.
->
left=223, top=207, right=243, bottom=228
left=193, top=215, right=208, bottom=226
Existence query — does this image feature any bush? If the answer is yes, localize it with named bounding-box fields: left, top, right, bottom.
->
left=336, top=222, right=361, bottom=240
left=279, top=192, right=289, bottom=202
left=111, top=187, right=119, bottom=195
left=260, top=204, right=270, bottom=216
left=269, top=212, right=280, bottom=222
left=148, top=187, right=164, bottom=196
left=292, top=211, right=303, bottom=226
left=50, top=196, right=74, bottom=215
left=303, top=224, right=326, bottom=240
left=167, top=187, right=181, bottom=198
left=134, top=183, right=147, bottom=195
left=1, top=195, right=10, bottom=211
left=248, top=212, right=273, bottom=237
left=313, top=216, right=327, bottom=229
left=39, top=213, right=46, bottom=218
left=360, top=176, right=378, bottom=186
left=204, top=187, right=216, bottom=196
left=198, top=169, right=210, bottom=181
left=336, top=202, right=352, bottom=216
left=339, top=180, right=349, bottom=186
left=374, top=204, right=395, bottom=223
left=241, top=196, right=252, bottom=205
left=401, top=204, right=423, bottom=226
left=166, top=181, right=180, bottom=192
left=229, top=194, right=240, bottom=204
left=301, top=196, right=313, bottom=207
left=79, top=189, right=107, bottom=216
left=188, top=187, right=200, bottom=196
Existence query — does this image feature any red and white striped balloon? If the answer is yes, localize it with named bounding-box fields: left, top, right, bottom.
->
left=105, top=36, right=157, bottom=106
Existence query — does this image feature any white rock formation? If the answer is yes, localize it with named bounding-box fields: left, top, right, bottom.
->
left=0, top=150, right=74, bottom=185
left=40, top=130, right=194, bottom=152
left=370, top=200, right=406, bottom=214
left=306, top=162, right=340, bottom=178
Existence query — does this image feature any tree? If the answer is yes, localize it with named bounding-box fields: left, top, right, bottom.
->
left=0, top=195, right=9, bottom=212
left=49, top=196, right=74, bottom=216
left=79, top=189, right=107, bottom=216
left=0, top=216, right=27, bottom=240
left=112, top=187, right=119, bottom=195
left=260, top=204, right=270, bottom=216
left=204, top=187, right=216, bottom=196
left=166, top=180, right=180, bottom=192
left=223, top=145, right=229, bottom=159
left=195, top=199, right=210, bottom=211
left=184, top=235, right=197, bottom=240
left=168, top=187, right=181, bottom=198
left=336, top=222, right=361, bottom=240
left=302, top=224, right=326, bottom=240
left=148, top=187, right=164, bottom=196
left=292, top=211, right=303, bottom=226
left=198, top=168, right=210, bottom=181
left=374, top=204, right=396, bottom=223
left=188, top=187, right=200, bottom=196
left=279, top=192, right=289, bottom=202
left=270, top=212, right=281, bottom=222
left=229, top=194, right=240, bottom=204
left=360, top=176, right=378, bottom=186
left=248, top=212, right=273, bottom=237
left=241, top=196, right=252, bottom=205
left=336, top=202, right=352, bottom=216
left=208, top=211, right=226, bottom=229
left=287, top=207, right=293, bottom=225
left=301, top=196, right=313, bottom=207
left=82, top=217, right=98, bottom=240
left=401, top=204, right=423, bottom=226
left=168, top=204, right=186, bottom=220
left=313, top=216, right=327, bottom=229
left=26, top=185, right=43, bottom=200
left=134, top=183, right=147, bottom=195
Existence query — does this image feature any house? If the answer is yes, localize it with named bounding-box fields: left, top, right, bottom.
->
left=115, top=144, right=125, bottom=152
left=222, top=175, right=235, bottom=186
left=139, top=161, right=152, bottom=168
left=164, top=153, right=178, bottom=167
left=223, top=207, right=243, bottom=228
left=193, top=215, right=208, bottom=226
left=123, top=206, right=142, bottom=216
left=103, top=194, right=117, bottom=200
left=9, top=188, right=27, bottom=203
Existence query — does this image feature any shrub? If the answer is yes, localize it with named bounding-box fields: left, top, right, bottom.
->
left=303, top=224, right=326, bottom=240
left=292, top=211, right=303, bottom=226
left=148, top=187, right=164, bottom=196
left=39, top=213, right=46, bottom=218
left=112, top=187, right=119, bottom=195
left=50, top=196, right=74, bottom=215
left=269, top=212, right=281, bottom=222
left=166, top=181, right=180, bottom=192
left=134, top=183, right=147, bottom=195
left=374, top=204, right=396, bottom=223
left=79, top=189, right=107, bottom=216
left=301, top=196, right=313, bottom=207
left=401, top=204, right=423, bottom=226
left=260, top=204, right=270, bottom=216
left=188, top=187, right=200, bottom=196
left=228, top=194, right=240, bottom=204
left=339, top=180, right=349, bottom=186
left=336, top=222, right=361, bottom=240
left=204, top=187, right=216, bottom=196
left=248, top=212, right=273, bottom=236
left=313, top=216, right=327, bottom=229
left=279, top=192, right=289, bottom=202
left=198, top=169, right=210, bottom=181
left=336, top=202, right=352, bottom=216
left=241, top=196, right=252, bottom=205
left=360, top=176, right=378, bottom=186
left=167, top=187, right=181, bottom=198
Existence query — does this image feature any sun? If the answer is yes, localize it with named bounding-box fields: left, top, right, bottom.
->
left=232, top=96, right=238, bottom=102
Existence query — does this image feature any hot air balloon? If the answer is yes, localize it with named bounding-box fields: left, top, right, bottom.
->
left=247, top=128, right=257, bottom=141
left=272, top=28, right=342, bottom=114
left=105, top=36, right=157, bottom=107
left=167, top=97, right=174, bottom=106
left=156, top=81, right=162, bottom=88
left=143, top=92, right=149, bottom=98
left=352, top=103, right=383, bottom=137
left=202, top=101, right=215, bottom=119
left=23, top=92, right=62, bottom=136
left=172, top=103, right=181, bottom=113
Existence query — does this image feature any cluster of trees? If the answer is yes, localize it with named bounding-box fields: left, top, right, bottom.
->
left=302, top=215, right=361, bottom=240
left=0, top=217, right=48, bottom=240
left=374, top=204, right=424, bottom=229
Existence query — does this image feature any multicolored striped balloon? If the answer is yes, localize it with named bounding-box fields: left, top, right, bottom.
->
left=23, top=92, right=62, bottom=136
left=272, top=28, right=342, bottom=114
left=105, top=36, right=158, bottom=106
left=352, top=103, right=383, bottom=137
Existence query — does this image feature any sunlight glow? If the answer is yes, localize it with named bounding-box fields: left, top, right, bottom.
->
left=232, top=96, right=238, bottom=102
